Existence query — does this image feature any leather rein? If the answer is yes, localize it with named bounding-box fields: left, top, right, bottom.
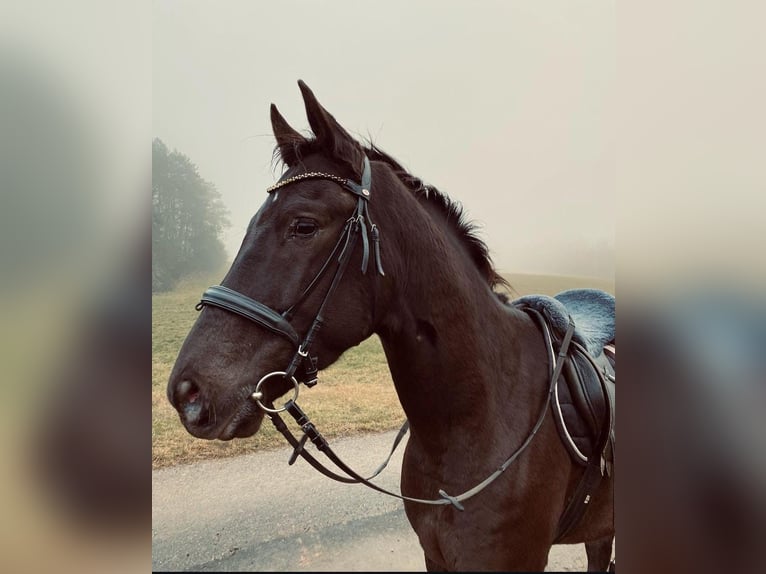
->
left=195, top=157, right=576, bottom=511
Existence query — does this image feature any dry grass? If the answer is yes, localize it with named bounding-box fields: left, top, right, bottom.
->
left=152, top=271, right=613, bottom=469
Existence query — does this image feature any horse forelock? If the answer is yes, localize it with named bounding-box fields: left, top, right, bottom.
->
left=272, top=136, right=366, bottom=182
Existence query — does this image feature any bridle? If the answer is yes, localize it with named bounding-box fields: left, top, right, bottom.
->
left=194, top=156, right=576, bottom=511
left=196, top=156, right=384, bottom=394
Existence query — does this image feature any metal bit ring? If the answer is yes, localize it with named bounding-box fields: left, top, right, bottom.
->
left=252, top=371, right=300, bottom=413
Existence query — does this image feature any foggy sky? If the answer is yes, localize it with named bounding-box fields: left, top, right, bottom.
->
left=153, top=1, right=614, bottom=278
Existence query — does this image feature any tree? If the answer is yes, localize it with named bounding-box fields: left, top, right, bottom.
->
left=152, top=138, right=229, bottom=291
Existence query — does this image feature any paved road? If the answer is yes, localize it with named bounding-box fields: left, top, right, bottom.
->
left=152, top=430, right=591, bottom=571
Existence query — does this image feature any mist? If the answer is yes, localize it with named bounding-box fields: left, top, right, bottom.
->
left=153, top=0, right=615, bottom=278
left=1, top=1, right=763, bottom=573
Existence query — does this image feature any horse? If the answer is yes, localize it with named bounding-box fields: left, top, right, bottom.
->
left=167, top=80, right=615, bottom=572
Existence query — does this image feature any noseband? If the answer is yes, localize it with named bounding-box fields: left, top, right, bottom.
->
left=195, top=156, right=384, bottom=395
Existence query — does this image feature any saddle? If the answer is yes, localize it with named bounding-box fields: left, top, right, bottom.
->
left=511, top=288, right=616, bottom=541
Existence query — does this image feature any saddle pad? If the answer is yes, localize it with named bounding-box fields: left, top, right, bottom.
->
left=512, top=289, right=615, bottom=357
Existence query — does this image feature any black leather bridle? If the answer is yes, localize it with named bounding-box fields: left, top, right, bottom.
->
left=196, top=156, right=384, bottom=396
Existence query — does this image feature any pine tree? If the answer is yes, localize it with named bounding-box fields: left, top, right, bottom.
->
left=152, top=138, right=229, bottom=291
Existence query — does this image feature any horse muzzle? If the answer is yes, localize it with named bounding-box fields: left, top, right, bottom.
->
left=167, top=377, right=265, bottom=440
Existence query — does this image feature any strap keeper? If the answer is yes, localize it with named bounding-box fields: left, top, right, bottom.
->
left=286, top=400, right=309, bottom=426
left=303, top=355, right=319, bottom=387
left=438, top=489, right=465, bottom=511
left=301, top=421, right=328, bottom=452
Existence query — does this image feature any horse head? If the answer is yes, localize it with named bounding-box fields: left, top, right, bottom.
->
left=167, top=81, right=391, bottom=440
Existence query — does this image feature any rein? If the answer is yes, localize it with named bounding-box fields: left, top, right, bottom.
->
left=195, top=157, right=577, bottom=511
left=265, top=308, right=574, bottom=511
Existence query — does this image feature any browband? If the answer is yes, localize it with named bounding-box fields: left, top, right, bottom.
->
left=266, top=157, right=372, bottom=200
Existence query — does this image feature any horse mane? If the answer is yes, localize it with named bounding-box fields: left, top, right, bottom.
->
left=363, top=145, right=509, bottom=290
left=272, top=141, right=509, bottom=290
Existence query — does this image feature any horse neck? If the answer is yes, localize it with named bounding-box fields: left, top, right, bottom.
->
left=374, top=197, right=543, bottom=448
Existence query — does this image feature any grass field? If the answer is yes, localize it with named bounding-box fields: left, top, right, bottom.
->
left=152, top=272, right=613, bottom=469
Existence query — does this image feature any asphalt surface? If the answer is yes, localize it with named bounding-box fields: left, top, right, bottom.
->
left=152, top=430, right=591, bottom=572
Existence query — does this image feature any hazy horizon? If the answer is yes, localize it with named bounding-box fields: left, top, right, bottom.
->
left=153, top=1, right=614, bottom=279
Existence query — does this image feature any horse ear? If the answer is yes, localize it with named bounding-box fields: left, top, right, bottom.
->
left=297, top=79, right=357, bottom=154
left=270, top=103, right=306, bottom=166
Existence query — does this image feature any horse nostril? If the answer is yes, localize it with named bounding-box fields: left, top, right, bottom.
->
left=170, top=378, right=210, bottom=428
left=176, top=379, right=200, bottom=405
left=172, top=379, right=202, bottom=418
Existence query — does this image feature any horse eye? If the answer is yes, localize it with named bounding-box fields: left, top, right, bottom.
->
left=294, top=219, right=318, bottom=236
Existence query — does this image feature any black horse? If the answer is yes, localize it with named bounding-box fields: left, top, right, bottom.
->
left=168, top=81, right=615, bottom=571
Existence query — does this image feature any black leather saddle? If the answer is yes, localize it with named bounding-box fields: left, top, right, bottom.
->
left=511, top=288, right=616, bottom=540
left=513, top=288, right=615, bottom=468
